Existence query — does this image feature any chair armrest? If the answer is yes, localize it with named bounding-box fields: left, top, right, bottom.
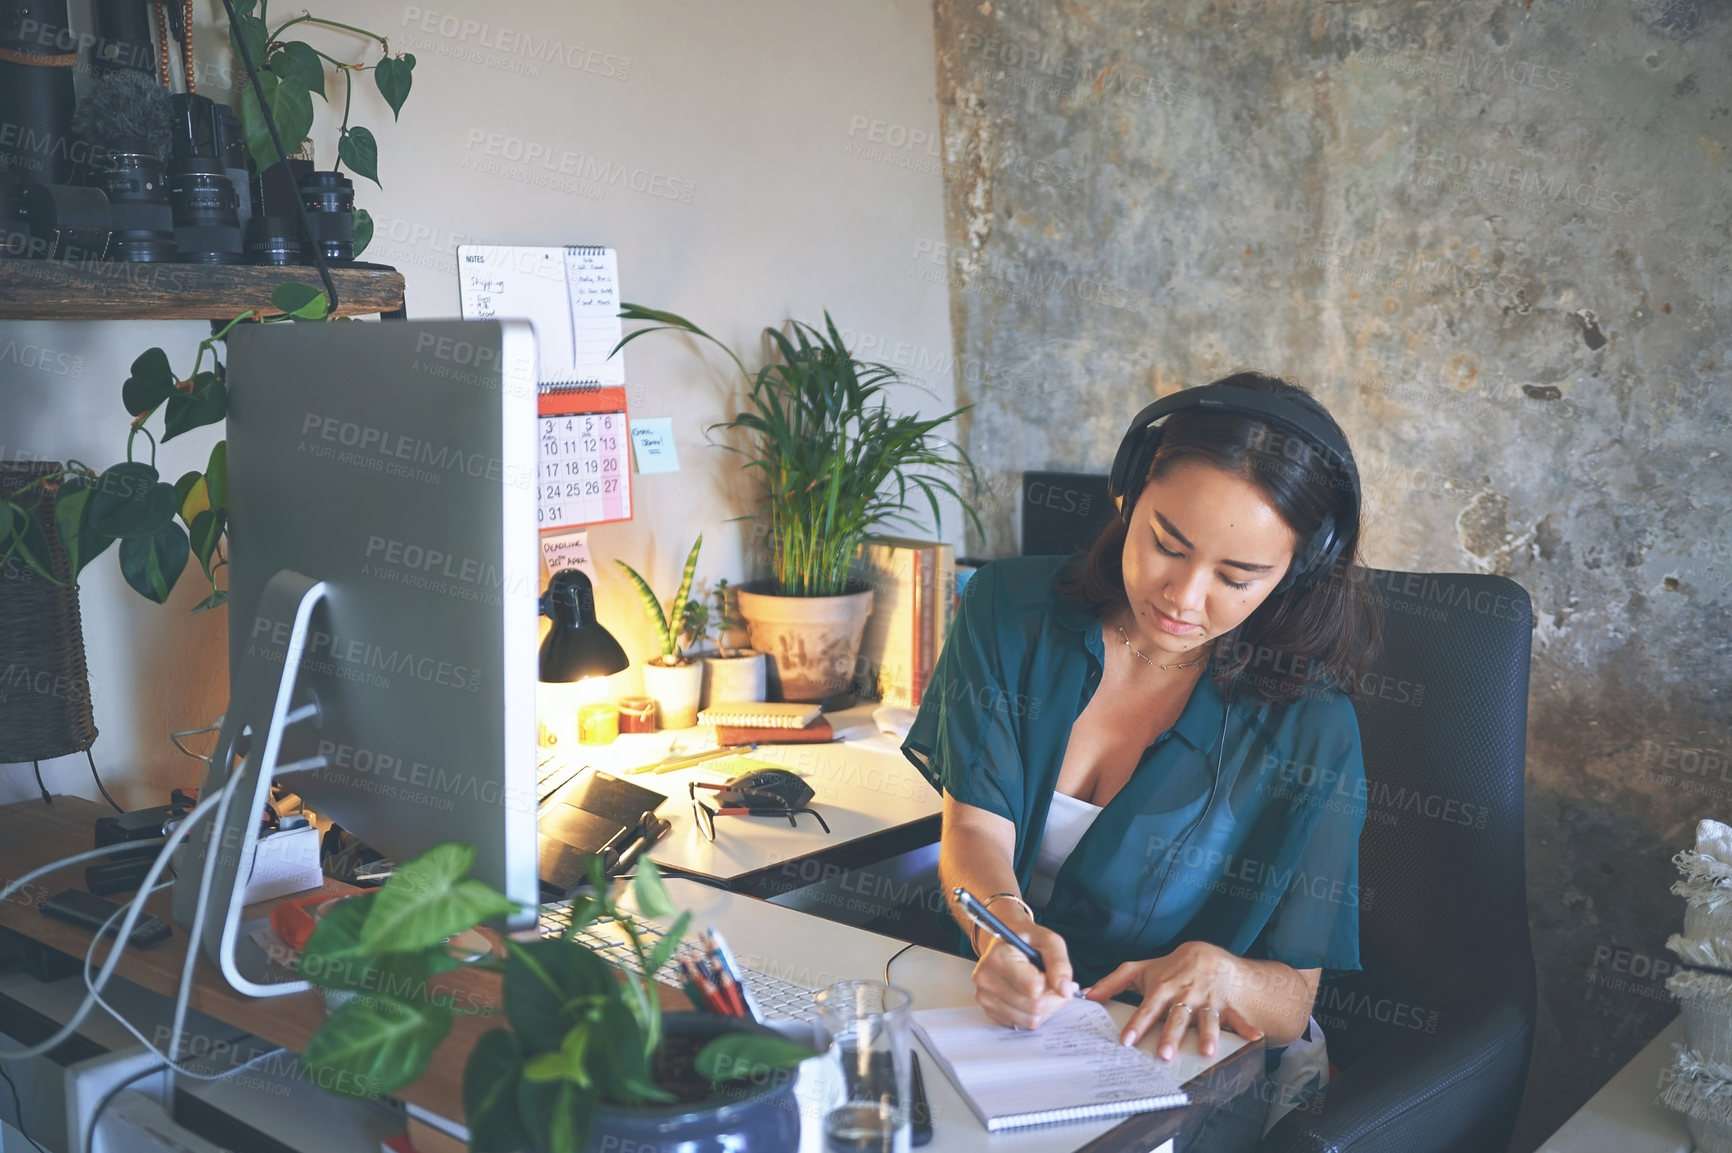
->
left=1259, top=994, right=1533, bottom=1153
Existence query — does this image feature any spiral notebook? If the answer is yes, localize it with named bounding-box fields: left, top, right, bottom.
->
left=912, top=1000, right=1189, bottom=1132
left=696, top=702, right=822, bottom=729
left=457, top=244, right=633, bottom=529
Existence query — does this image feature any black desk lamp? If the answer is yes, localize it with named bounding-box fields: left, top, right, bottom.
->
left=539, top=568, right=629, bottom=682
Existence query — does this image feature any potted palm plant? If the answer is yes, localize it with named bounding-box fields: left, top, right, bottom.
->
left=295, top=845, right=814, bottom=1151
left=613, top=307, right=979, bottom=702
left=617, top=536, right=705, bottom=728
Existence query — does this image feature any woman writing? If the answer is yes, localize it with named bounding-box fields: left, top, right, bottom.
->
left=902, top=372, right=1380, bottom=1074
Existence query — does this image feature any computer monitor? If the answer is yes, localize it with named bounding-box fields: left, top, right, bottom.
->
left=173, top=319, right=541, bottom=997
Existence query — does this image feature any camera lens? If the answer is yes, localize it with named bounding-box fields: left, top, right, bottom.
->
left=0, top=0, right=78, bottom=185
left=210, top=104, right=252, bottom=230
left=23, top=182, right=112, bottom=261
left=97, top=146, right=175, bottom=262
left=168, top=157, right=244, bottom=263
left=0, top=170, right=28, bottom=258
left=298, top=170, right=354, bottom=263
left=244, top=215, right=301, bottom=265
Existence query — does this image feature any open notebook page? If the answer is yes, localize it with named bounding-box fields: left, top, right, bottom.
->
left=912, top=999, right=1188, bottom=1132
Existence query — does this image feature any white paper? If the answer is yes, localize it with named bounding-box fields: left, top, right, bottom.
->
left=912, top=999, right=1187, bottom=1130
left=565, top=248, right=623, bottom=380
left=630, top=418, right=681, bottom=473
left=457, top=245, right=624, bottom=385
left=540, top=530, right=597, bottom=582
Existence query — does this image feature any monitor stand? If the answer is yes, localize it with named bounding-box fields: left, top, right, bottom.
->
left=173, top=569, right=330, bottom=998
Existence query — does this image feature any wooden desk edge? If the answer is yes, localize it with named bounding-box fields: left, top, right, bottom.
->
left=0, top=795, right=694, bottom=1129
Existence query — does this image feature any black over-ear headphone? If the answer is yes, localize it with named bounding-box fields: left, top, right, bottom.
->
left=1106, top=382, right=1361, bottom=594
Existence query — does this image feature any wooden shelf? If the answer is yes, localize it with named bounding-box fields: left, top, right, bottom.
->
left=0, top=260, right=405, bottom=321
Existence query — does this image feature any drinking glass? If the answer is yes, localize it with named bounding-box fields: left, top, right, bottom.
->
left=813, top=980, right=914, bottom=1153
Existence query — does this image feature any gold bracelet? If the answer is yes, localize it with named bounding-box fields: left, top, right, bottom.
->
left=982, top=892, right=1034, bottom=922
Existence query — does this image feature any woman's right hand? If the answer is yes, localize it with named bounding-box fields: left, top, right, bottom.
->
left=971, top=920, right=1079, bottom=1030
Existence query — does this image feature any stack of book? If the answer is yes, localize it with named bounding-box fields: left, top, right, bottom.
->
left=851, top=537, right=955, bottom=709
left=696, top=701, right=832, bottom=744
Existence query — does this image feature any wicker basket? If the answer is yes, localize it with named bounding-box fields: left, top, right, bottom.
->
left=0, top=462, right=97, bottom=762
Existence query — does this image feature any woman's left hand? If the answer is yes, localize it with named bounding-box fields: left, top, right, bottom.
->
left=1083, top=940, right=1265, bottom=1059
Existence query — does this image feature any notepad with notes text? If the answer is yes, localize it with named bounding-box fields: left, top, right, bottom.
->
left=911, top=999, right=1189, bottom=1131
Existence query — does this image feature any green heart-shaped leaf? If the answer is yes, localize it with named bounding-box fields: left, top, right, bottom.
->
left=86, top=462, right=160, bottom=537
left=229, top=12, right=267, bottom=71
left=515, top=1074, right=591, bottom=1153
left=2, top=502, right=57, bottom=584
left=174, top=470, right=205, bottom=520
left=188, top=508, right=224, bottom=568
left=118, top=520, right=190, bottom=603
left=205, top=441, right=228, bottom=511
left=240, top=70, right=315, bottom=173
left=374, top=55, right=414, bottom=120
left=645, top=911, right=690, bottom=976
left=122, top=348, right=176, bottom=416
left=54, top=476, right=91, bottom=578
left=353, top=207, right=373, bottom=258
left=503, top=939, right=615, bottom=1054
left=523, top=1025, right=593, bottom=1087
left=339, top=126, right=379, bottom=187
left=360, top=843, right=519, bottom=954
left=271, top=281, right=329, bottom=320
left=463, top=1030, right=529, bottom=1153
left=163, top=372, right=228, bottom=442
left=694, top=1032, right=817, bottom=1084
left=270, top=40, right=325, bottom=100
left=631, top=857, right=676, bottom=919
left=300, top=995, right=451, bottom=1099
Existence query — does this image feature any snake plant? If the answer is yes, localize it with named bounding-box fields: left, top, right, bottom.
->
left=616, top=535, right=702, bottom=666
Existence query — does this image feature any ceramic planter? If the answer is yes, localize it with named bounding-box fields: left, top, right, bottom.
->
left=587, top=1014, right=803, bottom=1152
left=734, top=583, right=874, bottom=703
left=641, top=659, right=703, bottom=729
left=702, top=650, right=767, bottom=708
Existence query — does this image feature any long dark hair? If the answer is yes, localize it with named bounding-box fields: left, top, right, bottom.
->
left=1058, top=372, right=1382, bottom=705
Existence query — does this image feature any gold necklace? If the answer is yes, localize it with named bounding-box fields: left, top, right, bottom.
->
left=1114, top=624, right=1207, bottom=671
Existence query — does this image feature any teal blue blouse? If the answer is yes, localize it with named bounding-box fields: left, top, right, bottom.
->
left=902, top=556, right=1366, bottom=986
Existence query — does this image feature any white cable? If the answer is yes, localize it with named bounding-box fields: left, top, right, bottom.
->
left=0, top=772, right=243, bottom=1062
left=169, top=717, right=223, bottom=762
left=82, top=882, right=283, bottom=1082
left=165, top=732, right=249, bottom=1099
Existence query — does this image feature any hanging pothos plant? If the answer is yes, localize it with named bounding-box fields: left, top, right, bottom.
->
left=0, top=283, right=331, bottom=609
left=228, top=0, right=416, bottom=257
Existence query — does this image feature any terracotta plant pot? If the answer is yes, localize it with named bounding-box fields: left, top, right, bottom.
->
left=734, top=582, right=874, bottom=703
left=641, top=659, right=704, bottom=729
left=702, top=650, right=767, bottom=708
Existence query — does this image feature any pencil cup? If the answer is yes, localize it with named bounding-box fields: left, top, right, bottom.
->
left=813, top=980, right=913, bottom=1153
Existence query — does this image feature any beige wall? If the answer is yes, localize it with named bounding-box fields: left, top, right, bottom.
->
left=0, top=0, right=955, bottom=806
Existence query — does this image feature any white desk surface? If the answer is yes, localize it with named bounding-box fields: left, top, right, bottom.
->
left=411, top=878, right=1246, bottom=1152
left=1537, top=1014, right=1691, bottom=1153
left=549, top=705, right=941, bottom=883
left=669, top=880, right=1245, bottom=1153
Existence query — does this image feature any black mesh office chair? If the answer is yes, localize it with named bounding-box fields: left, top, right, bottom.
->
left=1261, top=570, right=1536, bottom=1153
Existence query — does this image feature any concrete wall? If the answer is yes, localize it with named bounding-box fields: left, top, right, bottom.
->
left=927, top=0, right=1728, bottom=1147
left=0, top=0, right=955, bottom=803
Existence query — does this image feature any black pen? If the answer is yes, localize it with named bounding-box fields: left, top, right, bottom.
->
left=952, top=887, right=1049, bottom=972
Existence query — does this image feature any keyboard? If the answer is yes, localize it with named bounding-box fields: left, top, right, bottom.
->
left=539, top=903, right=817, bottom=1021
left=536, top=751, right=584, bottom=806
